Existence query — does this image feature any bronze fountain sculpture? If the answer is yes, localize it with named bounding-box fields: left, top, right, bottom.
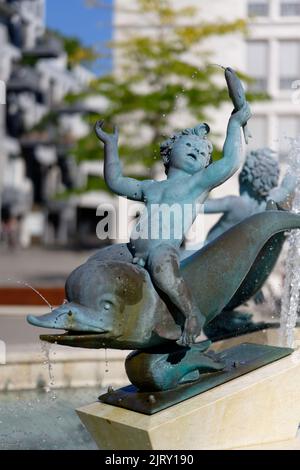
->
left=27, top=68, right=299, bottom=415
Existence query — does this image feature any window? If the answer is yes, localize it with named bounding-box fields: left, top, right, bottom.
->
left=279, top=41, right=300, bottom=90
left=248, top=116, right=268, bottom=150
left=248, top=0, right=269, bottom=17
left=280, top=0, right=300, bottom=16
left=278, top=116, right=300, bottom=157
left=247, top=41, right=269, bottom=92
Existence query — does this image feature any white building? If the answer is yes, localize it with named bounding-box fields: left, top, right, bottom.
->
left=114, top=0, right=300, bottom=241
left=246, top=0, right=300, bottom=157
left=115, top=0, right=300, bottom=156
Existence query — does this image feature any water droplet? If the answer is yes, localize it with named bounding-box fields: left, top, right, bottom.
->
left=4, top=278, right=53, bottom=309
left=280, top=138, right=300, bottom=347
left=40, top=341, right=56, bottom=400
left=104, top=348, right=109, bottom=373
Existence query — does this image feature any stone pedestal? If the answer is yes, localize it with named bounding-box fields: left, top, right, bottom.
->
left=77, top=350, right=300, bottom=450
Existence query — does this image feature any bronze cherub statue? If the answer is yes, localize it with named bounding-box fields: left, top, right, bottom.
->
left=27, top=68, right=297, bottom=413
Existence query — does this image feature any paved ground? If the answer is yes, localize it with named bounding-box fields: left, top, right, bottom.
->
left=0, top=387, right=100, bottom=450
left=0, top=246, right=96, bottom=287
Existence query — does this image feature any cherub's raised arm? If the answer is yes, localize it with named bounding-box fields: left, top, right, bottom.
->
left=204, top=196, right=237, bottom=214
left=95, top=120, right=145, bottom=201
left=268, top=172, right=297, bottom=209
left=189, top=102, right=251, bottom=192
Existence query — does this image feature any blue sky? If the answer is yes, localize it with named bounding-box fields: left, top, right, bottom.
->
left=46, top=0, right=114, bottom=74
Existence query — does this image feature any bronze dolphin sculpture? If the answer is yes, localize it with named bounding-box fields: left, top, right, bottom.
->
left=27, top=209, right=300, bottom=351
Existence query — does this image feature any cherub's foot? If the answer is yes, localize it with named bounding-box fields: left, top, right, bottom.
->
left=178, top=315, right=204, bottom=346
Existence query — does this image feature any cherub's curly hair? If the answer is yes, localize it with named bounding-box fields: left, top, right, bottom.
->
left=160, top=123, right=213, bottom=174
left=239, top=148, right=279, bottom=198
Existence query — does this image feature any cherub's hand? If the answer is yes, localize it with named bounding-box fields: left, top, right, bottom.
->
left=95, top=120, right=119, bottom=145
left=230, top=101, right=251, bottom=127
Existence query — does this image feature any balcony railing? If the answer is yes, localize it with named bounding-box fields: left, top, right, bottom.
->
left=280, top=2, right=300, bottom=15
left=248, top=3, right=269, bottom=16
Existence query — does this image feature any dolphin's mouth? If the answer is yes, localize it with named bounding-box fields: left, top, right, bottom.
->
left=27, top=312, right=109, bottom=335
left=41, top=329, right=109, bottom=339
left=40, top=330, right=111, bottom=348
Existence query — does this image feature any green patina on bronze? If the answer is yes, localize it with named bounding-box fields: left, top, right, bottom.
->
left=27, top=67, right=298, bottom=402
left=99, top=343, right=293, bottom=415
left=36, top=210, right=300, bottom=351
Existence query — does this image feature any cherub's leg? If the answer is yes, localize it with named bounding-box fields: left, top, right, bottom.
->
left=147, top=244, right=206, bottom=345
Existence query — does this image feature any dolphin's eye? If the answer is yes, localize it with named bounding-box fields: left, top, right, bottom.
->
left=100, top=297, right=115, bottom=312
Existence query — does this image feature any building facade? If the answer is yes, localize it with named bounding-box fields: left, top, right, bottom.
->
left=246, top=0, right=300, bottom=156
left=0, top=0, right=95, bottom=246
left=115, top=0, right=300, bottom=156
left=115, top=0, right=300, bottom=155
left=113, top=0, right=300, bottom=244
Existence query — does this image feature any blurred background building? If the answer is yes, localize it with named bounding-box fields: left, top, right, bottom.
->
left=113, top=0, right=300, bottom=247
left=1, top=0, right=300, bottom=250
left=246, top=0, right=300, bottom=156
left=0, top=0, right=99, bottom=249
left=115, top=0, right=300, bottom=165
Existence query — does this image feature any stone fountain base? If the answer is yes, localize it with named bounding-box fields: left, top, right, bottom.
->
left=77, top=346, right=300, bottom=450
